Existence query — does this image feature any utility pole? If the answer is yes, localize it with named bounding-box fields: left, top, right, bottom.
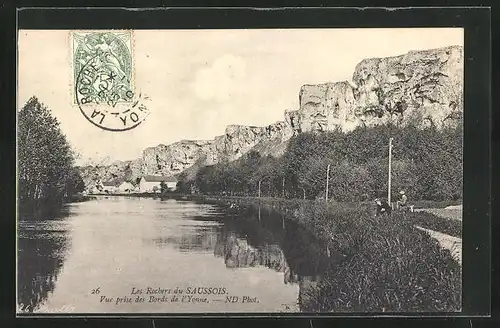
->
left=388, top=137, right=393, bottom=206
left=325, top=164, right=331, bottom=203
left=282, top=177, right=285, bottom=198
left=258, top=177, right=269, bottom=198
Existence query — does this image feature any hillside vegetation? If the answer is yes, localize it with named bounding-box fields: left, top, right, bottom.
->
left=178, top=122, right=463, bottom=203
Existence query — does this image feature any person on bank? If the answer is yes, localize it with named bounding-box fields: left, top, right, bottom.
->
left=397, top=190, right=408, bottom=211
left=375, top=198, right=392, bottom=217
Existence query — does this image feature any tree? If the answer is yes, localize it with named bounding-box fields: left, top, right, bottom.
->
left=160, top=181, right=166, bottom=193
left=176, top=172, right=193, bottom=194
left=18, top=97, right=77, bottom=217
left=65, top=168, right=86, bottom=198
left=298, top=156, right=328, bottom=199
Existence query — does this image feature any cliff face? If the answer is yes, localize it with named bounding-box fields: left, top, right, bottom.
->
left=79, top=45, right=463, bottom=187
left=142, top=140, right=213, bottom=177
left=139, top=121, right=298, bottom=178
left=297, top=45, right=463, bottom=132
left=351, top=45, right=463, bottom=129
left=298, top=82, right=358, bottom=132
left=79, top=158, right=144, bottom=188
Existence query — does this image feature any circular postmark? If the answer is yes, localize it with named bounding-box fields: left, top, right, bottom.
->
left=73, top=32, right=150, bottom=131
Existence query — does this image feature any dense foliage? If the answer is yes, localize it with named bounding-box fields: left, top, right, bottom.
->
left=18, top=97, right=85, bottom=219
left=182, top=123, right=463, bottom=202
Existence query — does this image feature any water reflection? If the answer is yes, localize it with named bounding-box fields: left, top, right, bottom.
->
left=17, top=198, right=335, bottom=313
left=17, top=215, right=72, bottom=312
left=152, top=225, right=220, bottom=252
left=158, top=203, right=332, bottom=303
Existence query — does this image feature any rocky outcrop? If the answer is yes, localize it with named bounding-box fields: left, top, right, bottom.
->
left=79, top=45, right=463, bottom=187
left=80, top=115, right=300, bottom=185
left=79, top=159, right=143, bottom=189
left=139, top=121, right=297, bottom=178
left=351, top=45, right=463, bottom=129
left=298, top=82, right=358, bottom=132
left=142, top=140, right=213, bottom=177
left=297, top=45, right=463, bottom=132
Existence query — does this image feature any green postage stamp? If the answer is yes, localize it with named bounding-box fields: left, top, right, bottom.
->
left=71, top=30, right=149, bottom=131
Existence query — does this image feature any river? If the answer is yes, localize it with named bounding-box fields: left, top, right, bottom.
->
left=17, top=196, right=331, bottom=314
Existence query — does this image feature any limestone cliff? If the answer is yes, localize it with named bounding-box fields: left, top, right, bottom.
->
left=298, top=82, right=358, bottom=132
left=351, top=45, right=463, bottom=129
left=79, top=45, right=463, bottom=187
left=297, top=45, right=463, bottom=132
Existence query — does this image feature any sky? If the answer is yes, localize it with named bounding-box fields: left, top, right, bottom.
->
left=18, top=28, right=463, bottom=165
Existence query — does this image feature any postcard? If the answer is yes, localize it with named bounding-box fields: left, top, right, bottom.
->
left=17, top=26, right=465, bottom=315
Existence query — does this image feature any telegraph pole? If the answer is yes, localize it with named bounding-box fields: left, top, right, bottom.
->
left=258, top=177, right=269, bottom=198
left=388, top=137, right=393, bottom=205
left=282, top=177, right=285, bottom=198
left=325, top=164, right=331, bottom=203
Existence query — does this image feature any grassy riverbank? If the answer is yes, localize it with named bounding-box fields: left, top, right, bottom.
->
left=190, top=195, right=462, bottom=238
left=192, top=195, right=462, bottom=312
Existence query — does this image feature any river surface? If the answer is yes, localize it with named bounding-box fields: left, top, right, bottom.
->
left=18, top=196, right=331, bottom=314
